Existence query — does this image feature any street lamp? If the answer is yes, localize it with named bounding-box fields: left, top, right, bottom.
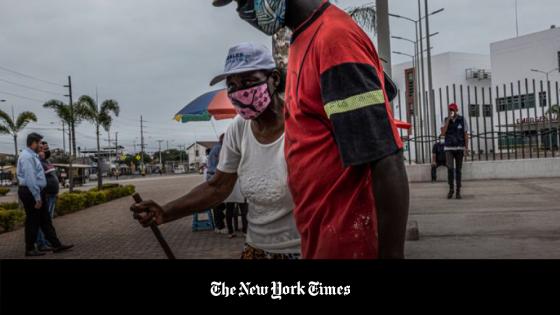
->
left=393, top=51, right=415, bottom=59
left=390, top=7, right=444, bottom=158
left=531, top=68, right=559, bottom=82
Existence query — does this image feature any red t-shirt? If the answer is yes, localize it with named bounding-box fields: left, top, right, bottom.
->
left=284, top=2, right=403, bottom=259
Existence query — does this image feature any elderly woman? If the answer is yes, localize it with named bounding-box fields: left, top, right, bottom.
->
left=131, top=43, right=301, bottom=259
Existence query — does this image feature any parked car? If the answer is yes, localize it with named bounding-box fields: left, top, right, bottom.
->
left=173, top=166, right=186, bottom=174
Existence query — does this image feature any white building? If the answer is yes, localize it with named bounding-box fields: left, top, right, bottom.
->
left=392, top=52, right=492, bottom=161
left=186, top=141, right=217, bottom=169
left=490, top=26, right=560, bottom=153
left=391, top=27, right=560, bottom=162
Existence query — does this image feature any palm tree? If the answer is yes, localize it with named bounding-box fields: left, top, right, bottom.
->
left=44, top=100, right=83, bottom=192
left=0, top=110, right=38, bottom=163
left=43, top=100, right=74, bottom=155
left=346, top=2, right=377, bottom=34
left=78, top=95, right=120, bottom=190
left=547, top=104, right=559, bottom=118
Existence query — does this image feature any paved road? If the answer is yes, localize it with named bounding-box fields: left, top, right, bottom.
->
left=0, top=175, right=559, bottom=259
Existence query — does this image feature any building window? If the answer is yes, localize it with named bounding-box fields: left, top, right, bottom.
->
left=195, top=150, right=199, bottom=157
left=483, top=104, right=493, bottom=117
left=538, top=92, right=547, bottom=107
left=469, top=104, right=480, bottom=117
left=496, top=92, right=547, bottom=112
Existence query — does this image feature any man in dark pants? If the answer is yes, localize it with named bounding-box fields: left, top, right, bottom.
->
left=17, top=133, right=73, bottom=257
left=206, top=135, right=227, bottom=234
left=431, top=135, right=447, bottom=182
left=441, top=103, right=469, bottom=199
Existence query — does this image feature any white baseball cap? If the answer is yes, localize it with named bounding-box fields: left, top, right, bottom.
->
left=210, top=42, right=276, bottom=86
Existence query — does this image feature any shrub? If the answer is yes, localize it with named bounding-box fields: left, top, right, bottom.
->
left=55, top=184, right=135, bottom=216
left=56, top=193, right=87, bottom=215
left=0, top=209, right=25, bottom=232
left=0, top=187, right=10, bottom=196
left=0, top=202, right=20, bottom=210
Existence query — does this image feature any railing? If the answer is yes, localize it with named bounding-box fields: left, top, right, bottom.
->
left=394, top=79, right=560, bottom=164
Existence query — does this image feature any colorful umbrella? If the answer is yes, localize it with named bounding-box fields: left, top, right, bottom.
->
left=175, top=89, right=412, bottom=130
left=174, top=89, right=236, bottom=123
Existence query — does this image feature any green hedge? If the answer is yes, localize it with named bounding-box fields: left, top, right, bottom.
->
left=0, top=187, right=10, bottom=196
left=56, top=184, right=135, bottom=216
left=0, top=206, right=25, bottom=232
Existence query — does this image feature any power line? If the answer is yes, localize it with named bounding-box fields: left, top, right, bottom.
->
left=0, top=78, right=64, bottom=96
left=0, top=65, right=63, bottom=87
left=0, top=90, right=47, bottom=103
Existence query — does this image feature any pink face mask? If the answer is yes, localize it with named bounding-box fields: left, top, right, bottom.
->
left=228, top=82, right=271, bottom=120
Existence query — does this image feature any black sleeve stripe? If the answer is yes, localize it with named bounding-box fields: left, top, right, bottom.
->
left=320, top=62, right=382, bottom=104
left=330, top=104, right=399, bottom=167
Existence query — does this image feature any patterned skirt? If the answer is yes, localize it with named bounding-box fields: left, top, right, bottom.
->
left=240, top=243, right=300, bottom=260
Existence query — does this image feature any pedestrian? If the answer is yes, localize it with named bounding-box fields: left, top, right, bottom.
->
left=206, top=135, right=227, bottom=235
left=211, top=0, right=409, bottom=259
left=131, top=43, right=301, bottom=259
left=441, top=103, right=469, bottom=199
left=35, top=141, right=60, bottom=252
left=431, top=135, right=447, bottom=182
left=224, top=183, right=244, bottom=239
left=18, top=133, right=73, bottom=257
left=238, top=200, right=248, bottom=235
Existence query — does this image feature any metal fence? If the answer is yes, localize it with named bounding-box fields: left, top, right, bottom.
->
left=394, top=79, right=560, bottom=164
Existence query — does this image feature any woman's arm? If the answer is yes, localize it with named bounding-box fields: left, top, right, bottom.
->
left=131, top=170, right=238, bottom=226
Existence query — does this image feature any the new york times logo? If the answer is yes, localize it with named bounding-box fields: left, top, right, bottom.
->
left=210, top=281, right=351, bottom=300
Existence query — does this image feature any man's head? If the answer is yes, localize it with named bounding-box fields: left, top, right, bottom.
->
left=212, top=0, right=287, bottom=35
left=27, top=133, right=43, bottom=153
left=448, top=103, right=459, bottom=118
left=448, top=103, right=459, bottom=113
left=40, top=141, right=52, bottom=159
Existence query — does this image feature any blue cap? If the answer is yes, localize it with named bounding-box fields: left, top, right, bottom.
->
left=210, top=42, right=276, bottom=86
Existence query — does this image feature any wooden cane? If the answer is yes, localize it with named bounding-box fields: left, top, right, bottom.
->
left=132, top=193, right=176, bottom=260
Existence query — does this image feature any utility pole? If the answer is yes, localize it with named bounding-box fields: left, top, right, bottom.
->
left=417, top=0, right=428, bottom=161
left=140, top=116, right=146, bottom=176
left=425, top=0, right=437, bottom=139
left=376, top=0, right=392, bottom=77
left=64, top=76, right=75, bottom=192
left=157, top=140, right=164, bottom=172
left=62, top=122, right=66, bottom=153
left=115, top=132, right=119, bottom=180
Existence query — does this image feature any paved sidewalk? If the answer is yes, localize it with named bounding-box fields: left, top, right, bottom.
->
left=0, top=175, right=559, bottom=259
left=0, top=175, right=245, bottom=259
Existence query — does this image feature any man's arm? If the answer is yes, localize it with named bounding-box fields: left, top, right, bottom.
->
left=21, top=157, right=41, bottom=202
left=131, top=170, right=237, bottom=226
left=441, top=116, right=451, bottom=136
left=371, top=151, right=410, bottom=259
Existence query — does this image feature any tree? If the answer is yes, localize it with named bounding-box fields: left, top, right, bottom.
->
left=43, top=100, right=75, bottom=154
left=547, top=104, right=559, bottom=118
left=78, top=95, right=120, bottom=190
left=346, top=2, right=377, bottom=34
left=0, top=110, right=38, bottom=163
left=43, top=99, right=84, bottom=192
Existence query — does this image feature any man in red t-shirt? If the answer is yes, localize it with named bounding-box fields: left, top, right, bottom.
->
left=213, top=0, right=409, bottom=259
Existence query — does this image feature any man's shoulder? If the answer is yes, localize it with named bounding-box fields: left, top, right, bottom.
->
left=318, top=9, right=368, bottom=42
